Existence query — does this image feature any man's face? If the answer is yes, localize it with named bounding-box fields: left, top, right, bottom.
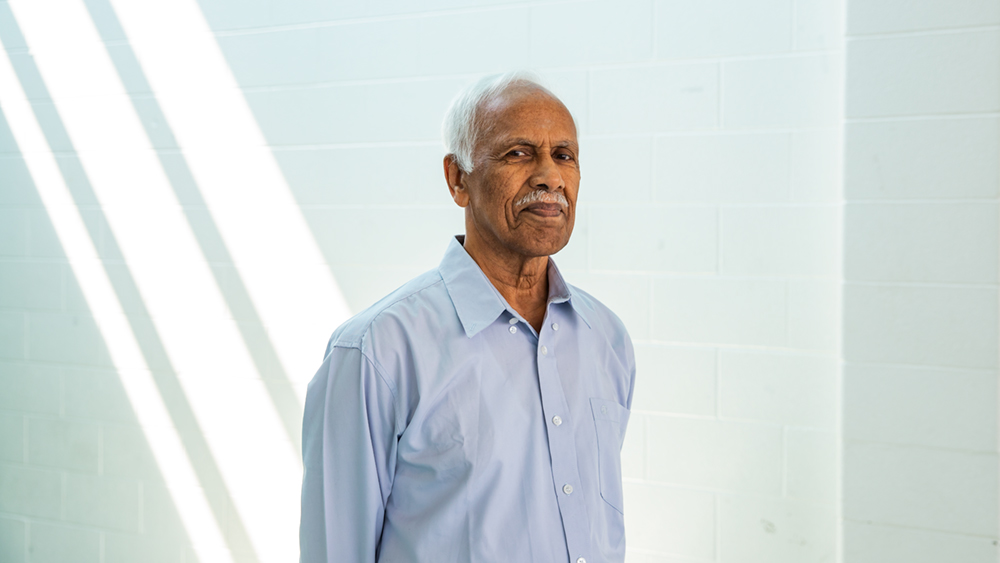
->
left=457, top=90, right=580, bottom=259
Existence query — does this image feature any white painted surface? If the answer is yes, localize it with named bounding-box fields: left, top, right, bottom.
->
left=842, top=0, right=1000, bottom=559
left=1, top=0, right=995, bottom=561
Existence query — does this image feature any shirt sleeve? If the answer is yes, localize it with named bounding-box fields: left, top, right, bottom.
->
left=623, top=331, right=636, bottom=412
left=300, top=344, right=399, bottom=563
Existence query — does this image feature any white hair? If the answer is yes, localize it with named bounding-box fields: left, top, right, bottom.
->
left=442, top=71, right=565, bottom=173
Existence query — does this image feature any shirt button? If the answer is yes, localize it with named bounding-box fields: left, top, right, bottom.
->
left=509, top=326, right=517, bottom=334
left=552, top=322, right=559, bottom=331
left=577, top=558, right=586, bottom=563
left=552, top=415, right=562, bottom=426
left=540, top=345, right=548, bottom=355
left=509, top=317, right=518, bottom=325
left=562, top=484, right=573, bottom=495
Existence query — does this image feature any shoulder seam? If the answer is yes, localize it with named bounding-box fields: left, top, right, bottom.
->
left=369, top=277, right=447, bottom=329
left=328, top=273, right=446, bottom=349
left=359, top=346, right=403, bottom=437
left=362, top=278, right=447, bottom=437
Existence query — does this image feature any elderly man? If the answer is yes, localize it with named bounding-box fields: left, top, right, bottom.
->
left=300, top=72, right=635, bottom=563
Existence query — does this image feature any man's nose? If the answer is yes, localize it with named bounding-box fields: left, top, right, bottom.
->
left=530, top=153, right=565, bottom=192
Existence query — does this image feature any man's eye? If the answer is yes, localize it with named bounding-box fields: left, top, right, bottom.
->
left=506, top=150, right=527, bottom=158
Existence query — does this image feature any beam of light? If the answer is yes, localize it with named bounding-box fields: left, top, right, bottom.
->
left=0, top=43, right=233, bottom=563
left=106, top=0, right=351, bottom=402
left=7, top=1, right=303, bottom=561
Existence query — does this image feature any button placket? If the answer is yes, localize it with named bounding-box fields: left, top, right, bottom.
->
left=535, top=310, right=589, bottom=560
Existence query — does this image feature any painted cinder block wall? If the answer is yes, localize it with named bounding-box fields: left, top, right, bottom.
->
left=841, top=0, right=1000, bottom=560
left=0, top=0, right=995, bottom=562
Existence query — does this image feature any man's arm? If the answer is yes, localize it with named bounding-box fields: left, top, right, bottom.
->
left=624, top=332, right=636, bottom=412
left=300, top=344, right=399, bottom=563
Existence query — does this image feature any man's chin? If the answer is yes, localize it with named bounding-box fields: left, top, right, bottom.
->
left=512, top=232, right=572, bottom=259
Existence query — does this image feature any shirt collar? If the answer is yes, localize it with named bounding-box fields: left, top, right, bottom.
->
left=439, top=235, right=592, bottom=338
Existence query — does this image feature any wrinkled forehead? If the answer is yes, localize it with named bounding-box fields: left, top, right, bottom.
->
left=475, top=88, right=578, bottom=148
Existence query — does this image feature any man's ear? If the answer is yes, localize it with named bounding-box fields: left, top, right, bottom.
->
left=444, top=155, right=470, bottom=208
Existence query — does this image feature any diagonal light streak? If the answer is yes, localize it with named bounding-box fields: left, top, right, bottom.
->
left=7, top=1, right=303, bottom=560
left=0, top=44, right=232, bottom=563
left=106, top=0, right=351, bottom=402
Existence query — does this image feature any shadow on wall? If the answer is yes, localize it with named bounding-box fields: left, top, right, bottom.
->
left=0, top=19, right=261, bottom=563
left=0, top=0, right=372, bottom=559
left=0, top=110, right=203, bottom=561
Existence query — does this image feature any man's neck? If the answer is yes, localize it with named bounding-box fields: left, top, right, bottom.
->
left=461, top=233, right=549, bottom=333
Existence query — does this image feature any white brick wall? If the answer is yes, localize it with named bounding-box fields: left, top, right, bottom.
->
left=0, top=0, right=994, bottom=562
left=842, top=0, right=1000, bottom=559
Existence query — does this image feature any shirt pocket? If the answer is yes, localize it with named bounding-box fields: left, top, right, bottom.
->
left=590, top=397, right=629, bottom=515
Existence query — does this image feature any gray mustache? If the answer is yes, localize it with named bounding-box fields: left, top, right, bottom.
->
left=515, top=190, right=568, bottom=208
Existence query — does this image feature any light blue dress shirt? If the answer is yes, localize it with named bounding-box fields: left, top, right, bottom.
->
left=300, top=236, right=636, bottom=563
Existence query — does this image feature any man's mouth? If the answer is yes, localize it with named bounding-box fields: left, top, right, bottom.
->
left=515, top=190, right=568, bottom=218
left=524, top=202, right=563, bottom=217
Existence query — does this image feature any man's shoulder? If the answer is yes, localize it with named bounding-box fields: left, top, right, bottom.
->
left=567, top=283, right=630, bottom=338
left=326, top=268, right=448, bottom=351
left=567, top=282, right=637, bottom=393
